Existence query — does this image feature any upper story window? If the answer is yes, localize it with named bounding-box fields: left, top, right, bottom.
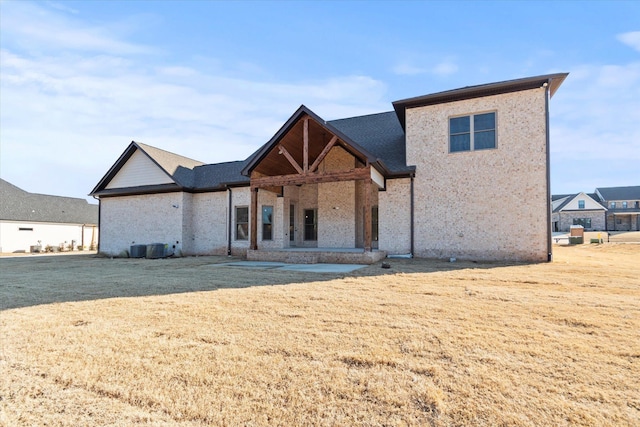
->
left=610, top=202, right=616, bottom=209
left=622, top=201, right=628, bottom=209
left=449, top=112, right=496, bottom=153
left=578, top=200, right=585, bottom=209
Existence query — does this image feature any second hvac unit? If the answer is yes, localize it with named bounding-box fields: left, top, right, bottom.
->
left=146, top=243, right=169, bottom=259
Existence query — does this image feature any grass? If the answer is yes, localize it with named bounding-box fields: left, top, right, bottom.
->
left=1, top=243, right=639, bottom=426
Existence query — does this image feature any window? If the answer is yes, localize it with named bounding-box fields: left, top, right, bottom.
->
left=573, top=218, right=592, bottom=228
left=262, top=206, right=273, bottom=240
left=235, top=207, right=248, bottom=240
left=372, top=206, right=379, bottom=242
left=304, top=209, right=317, bottom=241
left=610, top=202, right=616, bottom=209
left=578, top=200, right=585, bottom=209
left=622, top=201, right=628, bottom=209
left=450, top=112, right=496, bottom=152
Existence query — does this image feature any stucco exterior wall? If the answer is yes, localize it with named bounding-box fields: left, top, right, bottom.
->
left=0, top=221, right=97, bottom=253
left=406, top=88, right=549, bottom=262
left=378, top=178, right=412, bottom=254
left=99, top=193, right=184, bottom=256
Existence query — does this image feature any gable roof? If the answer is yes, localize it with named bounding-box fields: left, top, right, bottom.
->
left=91, top=73, right=568, bottom=197
left=595, top=185, right=640, bottom=201
left=1, top=179, right=98, bottom=224
left=90, top=141, right=206, bottom=196
left=240, top=105, right=404, bottom=178
left=552, top=192, right=606, bottom=213
left=392, top=72, right=569, bottom=130
left=328, top=111, right=413, bottom=175
left=193, top=161, right=250, bottom=191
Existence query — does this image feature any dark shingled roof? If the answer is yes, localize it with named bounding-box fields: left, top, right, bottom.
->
left=596, top=186, right=640, bottom=201
left=193, top=161, right=250, bottom=190
left=1, top=179, right=98, bottom=224
left=92, top=73, right=570, bottom=195
left=328, top=111, right=412, bottom=175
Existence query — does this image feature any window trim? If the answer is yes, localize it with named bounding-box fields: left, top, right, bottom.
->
left=262, top=205, right=273, bottom=241
left=449, top=111, right=497, bottom=153
left=304, top=208, right=318, bottom=241
left=235, top=206, right=249, bottom=241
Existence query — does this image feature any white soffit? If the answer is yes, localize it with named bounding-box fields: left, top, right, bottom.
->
left=371, top=167, right=385, bottom=189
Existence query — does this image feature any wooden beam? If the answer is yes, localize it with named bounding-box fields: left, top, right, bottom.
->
left=303, top=118, right=309, bottom=173
left=309, top=135, right=338, bottom=172
left=277, top=144, right=303, bottom=175
left=363, top=178, right=372, bottom=252
left=262, top=186, right=283, bottom=195
left=250, top=187, right=258, bottom=250
left=251, top=167, right=370, bottom=188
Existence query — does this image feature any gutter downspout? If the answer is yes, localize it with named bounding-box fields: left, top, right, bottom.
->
left=544, top=83, right=552, bottom=262
left=93, top=195, right=100, bottom=253
left=227, top=187, right=233, bottom=256
left=410, top=174, right=415, bottom=257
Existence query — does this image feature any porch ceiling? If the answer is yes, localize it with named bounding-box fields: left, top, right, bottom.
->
left=252, top=114, right=367, bottom=178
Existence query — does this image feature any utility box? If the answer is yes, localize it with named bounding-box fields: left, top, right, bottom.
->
left=570, top=225, right=584, bottom=237
left=569, top=225, right=584, bottom=244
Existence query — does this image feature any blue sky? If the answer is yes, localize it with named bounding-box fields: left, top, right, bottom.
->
left=1, top=0, right=638, bottom=202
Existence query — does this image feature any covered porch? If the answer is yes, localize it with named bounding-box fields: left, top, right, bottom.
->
left=241, top=106, right=389, bottom=263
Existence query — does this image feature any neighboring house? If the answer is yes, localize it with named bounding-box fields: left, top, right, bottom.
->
left=551, top=192, right=607, bottom=232
left=0, top=179, right=99, bottom=253
left=595, top=186, right=640, bottom=231
left=90, top=73, right=568, bottom=263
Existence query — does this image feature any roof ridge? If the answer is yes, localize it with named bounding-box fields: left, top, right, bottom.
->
left=328, top=110, right=395, bottom=123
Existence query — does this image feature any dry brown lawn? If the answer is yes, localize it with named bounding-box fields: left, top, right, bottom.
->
left=1, top=243, right=639, bottom=426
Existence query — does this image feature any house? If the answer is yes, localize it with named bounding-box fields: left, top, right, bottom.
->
left=595, top=186, right=640, bottom=231
left=90, top=73, right=568, bottom=263
left=0, top=179, right=99, bottom=253
left=551, top=192, right=607, bottom=232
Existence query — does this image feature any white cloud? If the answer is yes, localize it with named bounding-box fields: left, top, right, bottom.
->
left=392, top=57, right=458, bottom=77
left=392, top=63, right=427, bottom=76
left=1, top=1, right=156, bottom=55
left=0, top=3, right=389, bottom=201
left=549, top=61, right=640, bottom=192
left=617, top=31, right=640, bottom=53
left=432, top=61, right=458, bottom=76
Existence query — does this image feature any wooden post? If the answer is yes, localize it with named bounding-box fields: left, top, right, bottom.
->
left=363, top=177, right=372, bottom=252
left=250, top=187, right=258, bottom=250
left=303, top=118, right=309, bottom=173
